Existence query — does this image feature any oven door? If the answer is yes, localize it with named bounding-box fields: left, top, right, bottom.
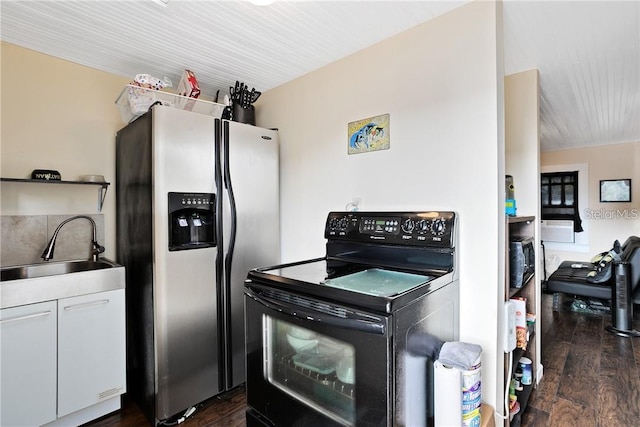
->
left=245, top=280, right=392, bottom=427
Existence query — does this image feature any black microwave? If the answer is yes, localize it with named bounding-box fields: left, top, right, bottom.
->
left=509, top=236, right=535, bottom=288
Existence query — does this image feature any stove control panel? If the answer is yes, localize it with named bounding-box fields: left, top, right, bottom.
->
left=325, top=211, right=456, bottom=247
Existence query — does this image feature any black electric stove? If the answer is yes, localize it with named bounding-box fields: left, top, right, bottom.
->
left=244, top=211, right=460, bottom=427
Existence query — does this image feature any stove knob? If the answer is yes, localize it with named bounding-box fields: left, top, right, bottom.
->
left=417, top=219, right=429, bottom=233
left=401, top=219, right=415, bottom=233
left=431, top=218, right=446, bottom=236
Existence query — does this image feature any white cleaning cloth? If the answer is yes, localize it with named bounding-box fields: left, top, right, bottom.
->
left=437, top=341, right=482, bottom=370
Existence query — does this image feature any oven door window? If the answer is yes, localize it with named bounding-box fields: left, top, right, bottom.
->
left=265, top=317, right=356, bottom=426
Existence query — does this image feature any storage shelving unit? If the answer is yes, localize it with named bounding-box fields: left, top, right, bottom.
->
left=505, top=215, right=537, bottom=427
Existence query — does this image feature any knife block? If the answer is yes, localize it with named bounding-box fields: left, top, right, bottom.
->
left=232, top=103, right=255, bottom=125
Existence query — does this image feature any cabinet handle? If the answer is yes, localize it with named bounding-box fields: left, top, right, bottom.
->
left=63, top=299, right=109, bottom=311
left=0, top=310, right=52, bottom=325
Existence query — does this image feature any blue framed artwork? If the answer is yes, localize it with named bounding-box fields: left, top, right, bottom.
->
left=348, top=113, right=390, bottom=155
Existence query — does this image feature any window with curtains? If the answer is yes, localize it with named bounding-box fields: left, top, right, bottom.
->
left=541, top=171, right=583, bottom=232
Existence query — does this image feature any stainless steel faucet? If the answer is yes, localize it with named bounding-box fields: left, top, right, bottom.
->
left=41, top=215, right=105, bottom=262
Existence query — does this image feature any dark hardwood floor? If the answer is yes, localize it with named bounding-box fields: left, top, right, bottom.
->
left=84, top=292, right=640, bottom=427
left=83, top=385, right=246, bottom=427
left=521, top=292, right=640, bottom=426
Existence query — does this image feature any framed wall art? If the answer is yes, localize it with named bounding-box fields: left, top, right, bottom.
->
left=599, top=179, right=631, bottom=202
left=348, top=113, right=390, bottom=155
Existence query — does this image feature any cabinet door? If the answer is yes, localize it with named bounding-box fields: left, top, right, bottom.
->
left=58, top=289, right=126, bottom=417
left=0, top=301, right=57, bottom=426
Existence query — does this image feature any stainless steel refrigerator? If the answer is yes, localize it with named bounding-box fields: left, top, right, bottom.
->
left=115, top=105, right=279, bottom=425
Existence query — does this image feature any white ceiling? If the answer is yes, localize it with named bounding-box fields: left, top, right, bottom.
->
left=503, top=1, right=640, bottom=152
left=1, top=0, right=639, bottom=152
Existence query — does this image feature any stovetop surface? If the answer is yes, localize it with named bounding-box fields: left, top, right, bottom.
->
left=258, top=258, right=330, bottom=285
left=321, top=268, right=432, bottom=297
left=247, top=211, right=457, bottom=313
left=257, top=258, right=435, bottom=295
left=249, top=257, right=448, bottom=314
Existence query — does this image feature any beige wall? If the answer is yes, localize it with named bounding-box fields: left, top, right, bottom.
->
left=541, top=141, right=640, bottom=271
left=505, top=70, right=540, bottom=218
left=258, top=1, right=506, bottom=411
left=1, top=42, right=129, bottom=260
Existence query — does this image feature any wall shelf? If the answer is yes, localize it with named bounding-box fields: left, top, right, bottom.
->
left=0, top=178, right=110, bottom=212
left=508, top=273, right=535, bottom=298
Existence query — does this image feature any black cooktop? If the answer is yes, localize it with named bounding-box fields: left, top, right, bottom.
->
left=248, top=257, right=452, bottom=314
left=246, top=211, right=458, bottom=314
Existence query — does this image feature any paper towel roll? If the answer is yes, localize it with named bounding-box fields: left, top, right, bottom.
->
left=434, top=361, right=462, bottom=427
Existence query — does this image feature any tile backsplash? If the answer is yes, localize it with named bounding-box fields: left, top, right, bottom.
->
left=1, top=214, right=105, bottom=267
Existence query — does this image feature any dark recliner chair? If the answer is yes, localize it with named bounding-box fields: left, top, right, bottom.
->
left=546, top=236, right=640, bottom=336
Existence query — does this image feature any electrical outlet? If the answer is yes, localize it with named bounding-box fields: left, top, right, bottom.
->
left=504, top=301, right=516, bottom=352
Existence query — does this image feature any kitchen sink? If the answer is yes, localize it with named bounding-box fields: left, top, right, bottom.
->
left=1, top=258, right=125, bottom=309
left=1, top=259, right=117, bottom=281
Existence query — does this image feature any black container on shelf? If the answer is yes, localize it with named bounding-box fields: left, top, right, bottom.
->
left=31, top=169, right=61, bottom=181
left=232, top=103, right=255, bottom=125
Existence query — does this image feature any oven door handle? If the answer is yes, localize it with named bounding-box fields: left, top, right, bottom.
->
left=245, top=286, right=386, bottom=335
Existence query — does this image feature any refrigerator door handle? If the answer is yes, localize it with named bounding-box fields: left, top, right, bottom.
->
left=223, top=121, right=237, bottom=279
left=214, top=119, right=225, bottom=392
left=222, top=120, right=237, bottom=388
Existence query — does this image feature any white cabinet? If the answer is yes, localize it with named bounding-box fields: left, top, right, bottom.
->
left=0, top=288, right=125, bottom=426
left=58, top=289, right=126, bottom=417
left=0, top=301, right=58, bottom=427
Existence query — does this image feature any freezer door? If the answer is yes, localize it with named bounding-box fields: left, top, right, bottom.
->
left=222, top=120, right=280, bottom=389
left=152, top=106, right=221, bottom=420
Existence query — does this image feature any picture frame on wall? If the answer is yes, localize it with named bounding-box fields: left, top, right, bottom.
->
left=348, top=113, right=390, bottom=155
left=599, top=179, right=632, bottom=202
